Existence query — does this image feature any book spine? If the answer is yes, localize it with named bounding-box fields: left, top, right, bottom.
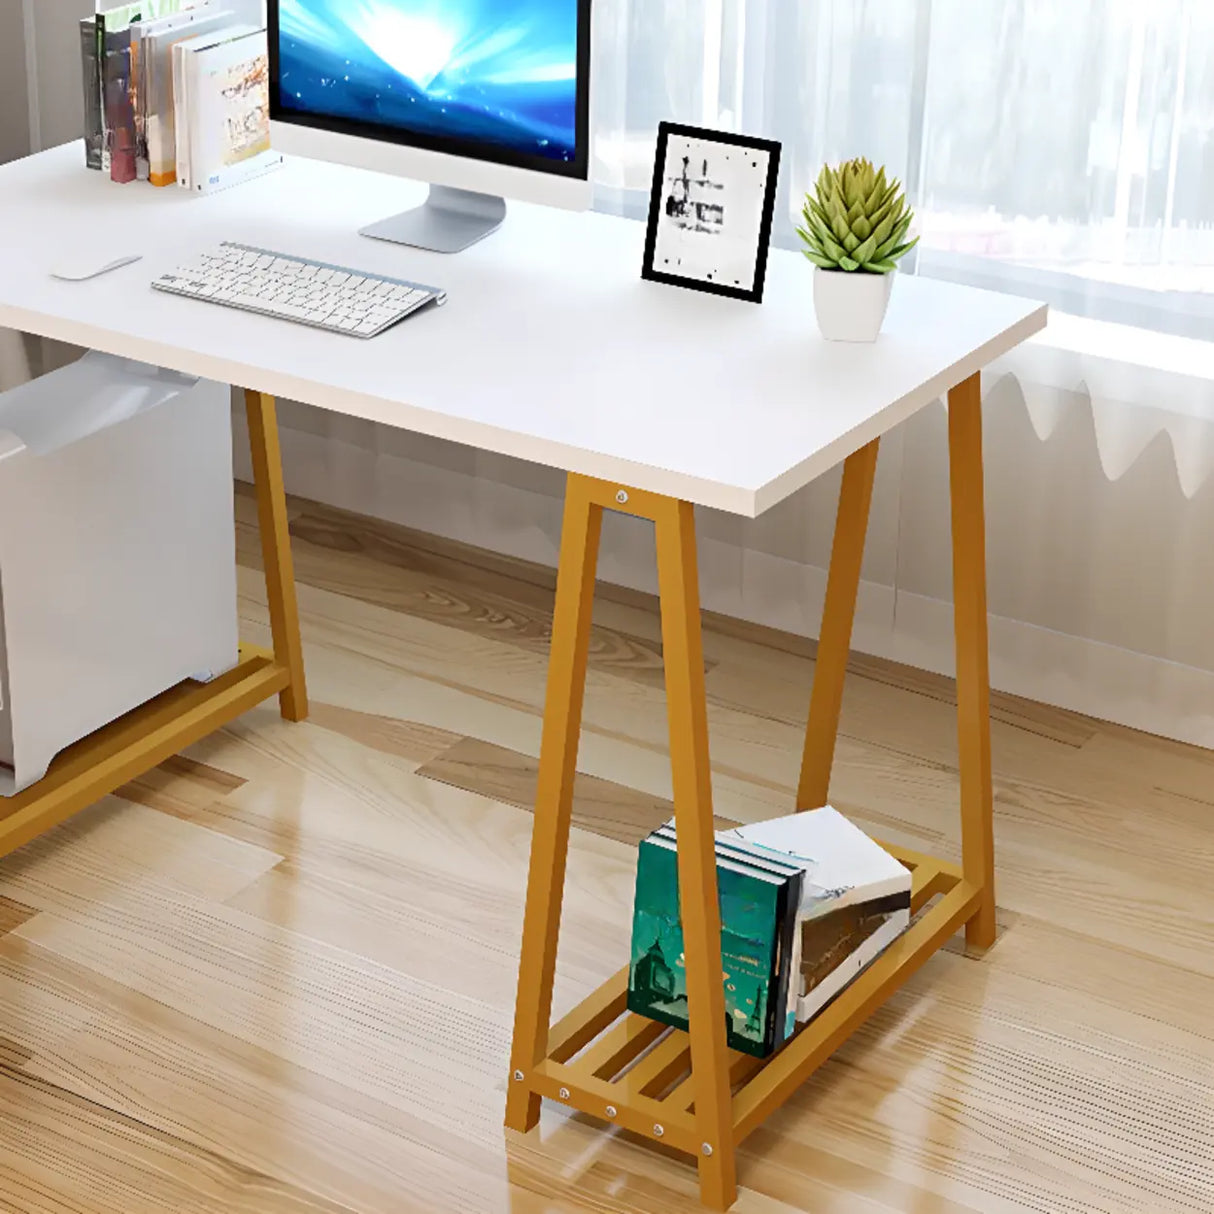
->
left=80, top=19, right=103, bottom=170
left=133, top=28, right=150, bottom=181
left=108, top=27, right=139, bottom=184
left=174, top=44, right=191, bottom=189
left=775, top=868, right=803, bottom=1045
left=147, top=35, right=174, bottom=186
left=765, top=877, right=793, bottom=1054
left=97, top=16, right=110, bottom=174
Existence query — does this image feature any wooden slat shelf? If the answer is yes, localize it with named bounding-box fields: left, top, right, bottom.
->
left=518, top=848, right=975, bottom=1161
left=0, top=644, right=290, bottom=860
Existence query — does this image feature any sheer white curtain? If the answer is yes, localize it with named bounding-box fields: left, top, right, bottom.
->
left=591, top=0, right=1214, bottom=339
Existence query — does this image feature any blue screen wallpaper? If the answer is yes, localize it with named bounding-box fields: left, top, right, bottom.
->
left=278, top=1, right=580, bottom=162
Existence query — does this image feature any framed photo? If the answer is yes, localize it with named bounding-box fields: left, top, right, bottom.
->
left=642, top=122, right=782, bottom=303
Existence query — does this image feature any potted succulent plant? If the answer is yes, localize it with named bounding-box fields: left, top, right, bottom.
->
left=796, top=158, right=919, bottom=342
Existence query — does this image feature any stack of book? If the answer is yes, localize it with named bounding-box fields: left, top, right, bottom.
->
left=627, top=807, right=912, bottom=1058
left=81, top=1, right=282, bottom=195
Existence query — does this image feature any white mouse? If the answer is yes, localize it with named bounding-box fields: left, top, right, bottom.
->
left=51, top=253, right=143, bottom=282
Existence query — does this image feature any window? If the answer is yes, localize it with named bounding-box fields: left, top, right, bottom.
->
left=592, top=0, right=1214, bottom=338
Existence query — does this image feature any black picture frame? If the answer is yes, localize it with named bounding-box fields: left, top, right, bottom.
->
left=641, top=122, right=783, bottom=304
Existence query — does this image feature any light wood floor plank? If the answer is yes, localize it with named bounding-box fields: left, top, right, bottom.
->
left=0, top=895, right=36, bottom=938
left=417, top=736, right=738, bottom=846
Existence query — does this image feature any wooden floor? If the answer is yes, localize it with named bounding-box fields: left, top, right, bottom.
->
left=0, top=486, right=1212, bottom=1213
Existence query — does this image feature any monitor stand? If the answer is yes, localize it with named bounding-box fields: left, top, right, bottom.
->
left=359, top=185, right=507, bottom=254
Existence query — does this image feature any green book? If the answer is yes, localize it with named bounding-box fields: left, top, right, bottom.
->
left=628, top=831, right=794, bottom=1058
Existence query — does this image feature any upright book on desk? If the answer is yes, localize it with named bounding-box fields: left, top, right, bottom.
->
left=146, top=7, right=235, bottom=186
left=132, top=6, right=213, bottom=181
left=80, top=17, right=103, bottom=170
left=179, top=27, right=282, bottom=193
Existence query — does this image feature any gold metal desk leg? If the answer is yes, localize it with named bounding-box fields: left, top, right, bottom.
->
left=948, top=373, right=997, bottom=949
left=244, top=389, right=308, bottom=722
left=796, top=439, right=880, bottom=810
left=654, top=494, right=737, bottom=1210
left=505, top=475, right=737, bottom=1209
left=505, top=475, right=604, bottom=1134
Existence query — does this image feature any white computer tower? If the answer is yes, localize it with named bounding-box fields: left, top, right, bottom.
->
left=0, top=353, right=239, bottom=795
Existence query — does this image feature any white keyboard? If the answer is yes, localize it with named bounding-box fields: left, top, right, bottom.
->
left=152, top=242, right=446, bottom=338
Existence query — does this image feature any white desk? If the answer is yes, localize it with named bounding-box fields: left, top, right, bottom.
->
left=1, top=144, right=1040, bottom=517
left=0, top=143, right=1046, bottom=1210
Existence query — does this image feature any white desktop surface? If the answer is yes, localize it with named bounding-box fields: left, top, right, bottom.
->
left=0, top=144, right=1046, bottom=517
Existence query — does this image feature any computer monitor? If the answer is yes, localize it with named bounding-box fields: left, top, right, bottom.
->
left=268, top=1, right=592, bottom=252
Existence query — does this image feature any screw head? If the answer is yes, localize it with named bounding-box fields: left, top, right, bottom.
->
left=701, top=1142, right=714, bottom=1156
left=558, top=1086, right=570, bottom=1100
left=653, top=1123, right=665, bottom=1138
left=605, top=1104, right=617, bottom=1119
left=616, top=489, right=629, bottom=504
left=512, top=1069, right=524, bottom=1082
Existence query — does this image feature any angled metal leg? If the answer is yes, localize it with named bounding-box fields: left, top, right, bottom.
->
left=244, top=390, right=308, bottom=722
left=947, top=374, right=997, bottom=948
left=797, top=439, right=880, bottom=809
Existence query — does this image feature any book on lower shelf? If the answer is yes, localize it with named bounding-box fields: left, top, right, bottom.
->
left=628, top=828, right=800, bottom=1058
left=627, top=808, right=913, bottom=1058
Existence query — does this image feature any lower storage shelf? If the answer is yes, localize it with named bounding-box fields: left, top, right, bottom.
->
left=515, top=842, right=981, bottom=1157
left=0, top=643, right=290, bottom=860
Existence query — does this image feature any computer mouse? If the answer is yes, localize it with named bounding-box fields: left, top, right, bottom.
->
left=51, top=253, right=143, bottom=282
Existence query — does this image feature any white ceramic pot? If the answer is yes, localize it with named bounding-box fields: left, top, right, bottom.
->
left=813, top=267, right=895, bottom=342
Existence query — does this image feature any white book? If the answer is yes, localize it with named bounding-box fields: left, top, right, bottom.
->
left=185, top=27, right=282, bottom=194
left=718, top=806, right=911, bottom=920
left=172, top=21, right=258, bottom=189
left=795, top=907, right=910, bottom=1024
left=133, top=6, right=216, bottom=181
left=147, top=9, right=233, bottom=184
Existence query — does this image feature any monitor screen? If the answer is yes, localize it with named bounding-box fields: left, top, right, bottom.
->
left=272, top=1, right=589, bottom=177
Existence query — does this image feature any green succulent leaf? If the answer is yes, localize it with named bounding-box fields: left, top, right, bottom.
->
left=802, top=250, right=838, bottom=269
left=874, top=216, right=913, bottom=258
left=861, top=257, right=899, bottom=273
left=820, top=232, right=849, bottom=262
left=851, top=232, right=879, bottom=265
left=868, top=208, right=897, bottom=251
left=807, top=212, right=836, bottom=250
left=881, top=236, right=920, bottom=261
left=837, top=255, right=861, bottom=271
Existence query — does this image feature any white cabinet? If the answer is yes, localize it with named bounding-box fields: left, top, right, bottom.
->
left=0, top=353, right=238, bottom=794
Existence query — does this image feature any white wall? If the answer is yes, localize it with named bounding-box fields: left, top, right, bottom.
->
left=0, top=0, right=31, bottom=164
